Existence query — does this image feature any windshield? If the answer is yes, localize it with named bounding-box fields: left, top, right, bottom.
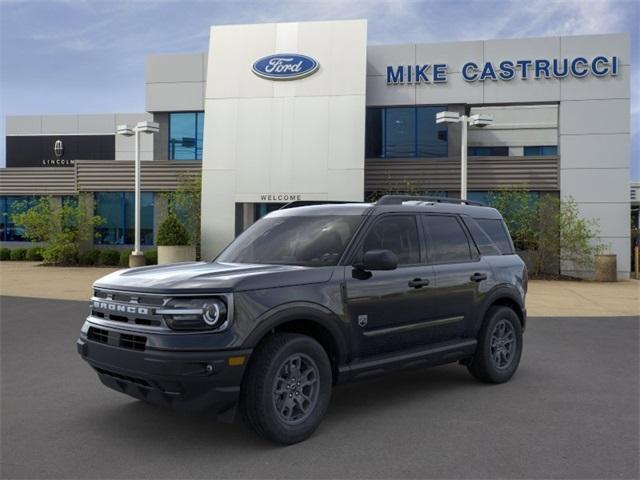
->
left=217, top=215, right=363, bottom=267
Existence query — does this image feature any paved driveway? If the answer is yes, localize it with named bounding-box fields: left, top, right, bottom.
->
left=1, top=296, right=638, bottom=479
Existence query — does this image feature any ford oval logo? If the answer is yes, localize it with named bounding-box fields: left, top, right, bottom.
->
left=252, top=54, right=319, bottom=80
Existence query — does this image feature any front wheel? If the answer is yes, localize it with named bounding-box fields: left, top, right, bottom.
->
left=240, top=333, right=332, bottom=444
left=467, top=306, right=523, bottom=383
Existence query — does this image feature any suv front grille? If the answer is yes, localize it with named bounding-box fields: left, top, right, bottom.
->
left=90, top=288, right=167, bottom=329
left=87, top=326, right=147, bottom=351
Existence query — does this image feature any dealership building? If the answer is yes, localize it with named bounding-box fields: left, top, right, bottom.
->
left=0, top=20, right=632, bottom=277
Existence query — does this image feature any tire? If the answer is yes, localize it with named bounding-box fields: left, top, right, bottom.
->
left=240, top=333, right=332, bottom=444
left=467, top=306, right=523, bottom=384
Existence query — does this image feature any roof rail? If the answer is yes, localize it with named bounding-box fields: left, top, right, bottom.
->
left=279, top=200, right=361, bottom=210
left=375, top=195, right=484, bottom=206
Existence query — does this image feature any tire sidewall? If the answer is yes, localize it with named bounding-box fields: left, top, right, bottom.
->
left=479, top=307, right=523, bottom=383
left=259, top=336, right=332, bottom=443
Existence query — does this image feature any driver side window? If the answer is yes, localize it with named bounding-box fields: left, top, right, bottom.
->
left=360, top=215, right=420, bottom=265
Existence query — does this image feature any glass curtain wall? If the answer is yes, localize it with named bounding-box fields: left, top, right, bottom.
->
left=169, top=112, right=204, bottom=160
left=95, top=192, right=154, bottom=245
left=365, top=106, right=448, bottom=158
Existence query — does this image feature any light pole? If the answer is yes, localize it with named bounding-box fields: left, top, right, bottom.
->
left=436, top=111, right=493, bottom=200
left=116, top=121, right=159, bottom=267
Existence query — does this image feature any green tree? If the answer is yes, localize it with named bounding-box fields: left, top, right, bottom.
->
left=487, top=188, right=604, bottom=276
left=11, top=197, right=103, bottom=265
left=164, top=173, right=201, bottom=246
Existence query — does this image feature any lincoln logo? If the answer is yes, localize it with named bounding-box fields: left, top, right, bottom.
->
left=54, top=139, right=64, bottom=158
left=92, top=300, right=149, bottom=315
left=252, top=54, right=319, bottom=80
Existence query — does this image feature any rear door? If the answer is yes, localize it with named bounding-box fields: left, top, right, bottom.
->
left=421, top=214, right=492, bottom=340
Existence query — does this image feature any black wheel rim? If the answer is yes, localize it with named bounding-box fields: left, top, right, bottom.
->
left=272, top=353, right=320, bottom=425
left=490, top=319, right=516, bottom=370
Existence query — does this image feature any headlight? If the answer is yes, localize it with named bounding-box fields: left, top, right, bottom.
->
left=158, top=298, right=229, bottom=331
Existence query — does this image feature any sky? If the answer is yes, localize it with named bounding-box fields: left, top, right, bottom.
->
left=1, top=0, right=638, bottom=178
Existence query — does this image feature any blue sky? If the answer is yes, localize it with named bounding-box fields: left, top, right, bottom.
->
left=1, top=0, right=638, bottom=178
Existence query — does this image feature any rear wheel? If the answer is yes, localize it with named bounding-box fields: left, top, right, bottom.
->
left=467, top=306, right=523, bottom=383
left=240, top=333, right=332, bottom=444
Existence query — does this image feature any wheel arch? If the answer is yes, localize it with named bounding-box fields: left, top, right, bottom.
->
left=480, top=286, right=526, bottom=331
left=242, top=303, right=349, bottom=383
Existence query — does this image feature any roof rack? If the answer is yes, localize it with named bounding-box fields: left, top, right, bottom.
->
left=279, top=200, right=361, bottom=210
left=375, top=195, right=484, bottom=206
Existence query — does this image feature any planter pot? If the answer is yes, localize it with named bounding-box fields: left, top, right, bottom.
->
left=594, top=254, right=617, bottom=282
left=157, top=245, right=196, bottom=265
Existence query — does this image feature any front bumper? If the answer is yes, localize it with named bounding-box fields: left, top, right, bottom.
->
left=77, top=327, right=251, bottom=418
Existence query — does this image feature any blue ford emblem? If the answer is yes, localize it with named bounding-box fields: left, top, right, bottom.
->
left=252, top=54, right=319, bottom=80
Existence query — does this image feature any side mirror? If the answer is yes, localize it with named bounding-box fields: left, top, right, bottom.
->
left=357, top=249, right=398, bottom=271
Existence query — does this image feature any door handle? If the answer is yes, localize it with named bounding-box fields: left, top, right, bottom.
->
left=470, top=272, right=488, bottom=282
left=408, top=278, right=430, bottom=288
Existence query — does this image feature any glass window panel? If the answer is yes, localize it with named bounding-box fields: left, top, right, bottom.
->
left=124, top=192, right=154, bottom=245
left=196, top=112, right=204, bottom=160
left=468, top=191, right=489, bottom=205
left=169, top=112, right=203, bottom=160
left=365, top=108, right=384, bottom=158
left=417, top=107, right=448, bottom=157
left=1, top=196, right=38, bottom=241
left=385, top=108, right=416, bottom=158
left=524, top=146, right=558, bottom=156
left=361, top=215, right=420, bottom=265
left=95, top=192, right=125, bottom=245
left=423, top=215, right=472, bottom=263
left=476, top=218, right=514, bottom=254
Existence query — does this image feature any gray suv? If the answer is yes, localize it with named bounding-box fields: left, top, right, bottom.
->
left=77, top=195, right=527, bottom=444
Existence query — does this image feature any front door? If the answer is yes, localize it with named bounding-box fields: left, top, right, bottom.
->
left=343, top=214, right=437, bottom=358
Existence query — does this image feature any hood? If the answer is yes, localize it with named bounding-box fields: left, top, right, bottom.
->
left=93, top=261, right=335, bottom=294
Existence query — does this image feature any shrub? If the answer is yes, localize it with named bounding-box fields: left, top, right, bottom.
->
left=10, top=248, right=27, bottom=261
left=43, top=242, right=78, bottom=265
left=0, top=248, right=10, bottom=261
left=144, top=249, right=158, bottom=265
left=11, top=195, right=103, bottom=265
left=98, top=250, right=121, bottom=266
left=119, top=251, right=130, bottom=267
left=157, top=214, right=190, bottom=246
left=26, top=247, right=43, bottom=261
left=79, top=249, right=101, bottom=266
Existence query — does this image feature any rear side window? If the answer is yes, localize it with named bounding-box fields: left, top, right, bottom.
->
left=422, top=215, right=472, bottom=263
left=464, top=218, right=502, bottom=256
left=476, top=218, right=514, bottom=254
left=361, top=215, right=421, bottom=265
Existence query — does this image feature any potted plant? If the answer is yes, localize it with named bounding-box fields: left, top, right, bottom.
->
left=157, top=214, right=196, bottom=264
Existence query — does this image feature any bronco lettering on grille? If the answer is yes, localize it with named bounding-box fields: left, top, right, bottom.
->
left=92, top=300, right=149, bottom=315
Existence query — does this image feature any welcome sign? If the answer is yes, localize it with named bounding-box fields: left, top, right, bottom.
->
left=386, top=55, right=620, bottom=84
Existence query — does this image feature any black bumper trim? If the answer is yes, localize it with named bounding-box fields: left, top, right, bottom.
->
left=77, top=337, right=251, bottom=415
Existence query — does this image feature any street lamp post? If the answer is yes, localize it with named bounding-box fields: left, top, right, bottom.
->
left=436, top=111, right=493, bottom=200
left=116, top=121, right=159, bottom=267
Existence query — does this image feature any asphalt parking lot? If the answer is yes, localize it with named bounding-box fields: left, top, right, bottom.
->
left=1, top=296, right=638, bottom=479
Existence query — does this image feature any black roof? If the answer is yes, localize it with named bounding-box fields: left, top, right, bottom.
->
left=271, top=196, right=503, bottom=220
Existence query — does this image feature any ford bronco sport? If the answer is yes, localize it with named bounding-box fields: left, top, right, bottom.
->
left=77, top=195, right=527, bottom=444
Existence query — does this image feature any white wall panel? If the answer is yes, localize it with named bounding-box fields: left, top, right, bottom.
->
left=560, top=168, right=629, bottom=203
left=366, top=44, right=415, bottom=77
left=560, top=134, right=629, bottom=169
left=561, top=65, right=630, bottom=101
left=560, top=99, right=629, bottom=135
left=201, top=20, right=367, bottom=259
left=41, top=115, right=79, bottom=134
left=415, top=41, right=483, bottom=73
